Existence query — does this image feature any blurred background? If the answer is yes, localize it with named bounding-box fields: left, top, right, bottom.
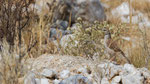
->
left=0, top=0, right=150, bottom=84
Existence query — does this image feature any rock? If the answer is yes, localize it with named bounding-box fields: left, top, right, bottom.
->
left=98, top=61, right=148, bottom=84
left=51, top=20, right=69, bottom=30
left=122, top=71, right=144, bottom=84
left=53, top=79, right=61, bottom=84
left=58, top=21, right=69, bottom=30
left=25, top=55, right=150, bottom=84
left=41, top=69, right=57, bottom=79
left=111, top=2, right=150, bottom=28
left=111, top=76, right=121, bottom=83
left=78, top=0, right=106, bottom=22
left=49, top=28, right=63, bottom=40
left=123, top=12, right=150, bottom=28
left=59, top=70, right=70, bottom=79
left=24, top=72, right=36, bottom=84
left=123, top=64, right=136, bottom=73
left=101, top=77, right=109, bottom=84
left=112, top=2, right=130, bottom=16
left=138, top=14, right=150, bottom=28
left=98, top=62, right=123, bottom=79
left=70, top=23, right=79, bottom=31
left=59, top=75, right=92, bottom=84
left=24, top=73, right=50, bottom=84
left=52, top=0, right=106, bottom=24
left=35, top=78, right=41, bottom=84
left=139, top=68, right=150, bottom=78
left=77, top=67, right=91, bottom=74
left=77, top=68, right=88, bottom=74
left=40, top=78, right=50, bottom=84
left=49, top=28, right=71, bottom=40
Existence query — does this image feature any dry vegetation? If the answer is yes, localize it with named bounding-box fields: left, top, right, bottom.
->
left=101, top=0, right=150, bottom=69
left=0, top=0, right=150, bottom=84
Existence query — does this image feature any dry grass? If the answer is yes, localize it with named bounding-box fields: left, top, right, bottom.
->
left=101, top=0, right=127, bottom=10
left=0, top=0, right=58, bottom=84
left=100, top=0, right=150, bottom=68
left=132, top=0, right=150, bottom=19
left=129, top=45, right=147, bottom=68
left=1, top=0, right=150, bottom=83
left=132, top=0, right=150, bottom=13
left=0, top=41, right=27, bottom=84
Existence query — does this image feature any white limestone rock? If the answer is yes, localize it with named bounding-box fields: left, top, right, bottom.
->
left=112, top=2, right=130, bottom=16
left=53, top=79, right=61, bottom=84
left=123, top=64, right=137, bottom=73
left=111, top=2, right=150, bottom=28
left=111, top=76, right=121, bottom=83
left=24, top=72, right=36, bottom=84
left=122, top=71, right=144, bottom=84
left=101, top=77, right=109, bottom=84
left=59, top=70, right=70, bottom=79
left=77, top=67, right=90, bottom=74
left=59, top=75, right=92, bottom=84
left=41, top=78, right=50, bottom=84
left=41, top=69, right=57, bottom=79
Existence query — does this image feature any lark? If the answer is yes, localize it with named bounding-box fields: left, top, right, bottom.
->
left=102, top=28, right=131, bottom=64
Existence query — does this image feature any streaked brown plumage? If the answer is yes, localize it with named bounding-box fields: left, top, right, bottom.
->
left=102, top=28, right=131, bottom=64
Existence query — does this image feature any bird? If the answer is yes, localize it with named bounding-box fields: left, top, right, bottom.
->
left=101, top=28, right=131, bottom=64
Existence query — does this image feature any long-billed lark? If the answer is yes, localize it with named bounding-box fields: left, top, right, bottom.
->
left=102, top=28, right=131, bottom=64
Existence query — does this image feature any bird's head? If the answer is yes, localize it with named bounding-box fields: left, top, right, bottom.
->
left=101, top=27, right=110, bottom=35
left=101, top=27, right=111, bottom=39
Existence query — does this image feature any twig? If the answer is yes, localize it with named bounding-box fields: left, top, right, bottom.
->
left=20, top=40, right=37, bottom=61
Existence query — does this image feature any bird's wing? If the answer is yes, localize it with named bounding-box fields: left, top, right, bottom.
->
left=107, top=39, right=131, bottom=64
left=107, top=39, right=121, bottom=52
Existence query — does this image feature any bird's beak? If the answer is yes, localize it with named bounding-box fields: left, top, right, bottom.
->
left=94, top=28, right=102, bottom=31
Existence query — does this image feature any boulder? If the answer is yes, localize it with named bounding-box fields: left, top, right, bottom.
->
left=51, top=20, right=69, bottom=30
left=121, top=72, right=144, bottom=84
left=59, top=70, right=70, bottom=79
left=41, top=69, right=57, bottom=79
left=24, top=72, right=36, bottom=84
left=98, top=61, right=149, bottom=84
left=35, top=78, right=50, bottom=84
left=101, top=77, right=109, bottom=84
left=59, top=75, right=92, bottom=84
left=111, top=2, right=130, bottom=17
left=77, top=67, right=91, bottom=74
left=53, top=79, right=61, bottom=84
left=52, top=0, right=106, bottom=24
left=49, top=28, right=71, bottom=40
left=40, top=78, right=50, bottom=84
left=111, top=76, right=121, bottom=83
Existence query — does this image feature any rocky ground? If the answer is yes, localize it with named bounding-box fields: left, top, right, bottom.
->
left=1, top=0, right=150, bottom=84
left=21, top=54, right=150, bottom=84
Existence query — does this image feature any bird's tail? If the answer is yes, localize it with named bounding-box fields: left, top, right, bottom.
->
left=120, top=51, right=131, bottom=64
